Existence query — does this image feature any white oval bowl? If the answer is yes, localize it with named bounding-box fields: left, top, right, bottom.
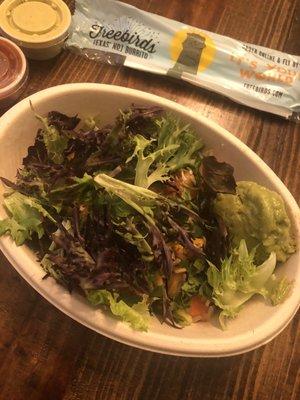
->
left=0, top=83, right=299, bottom=357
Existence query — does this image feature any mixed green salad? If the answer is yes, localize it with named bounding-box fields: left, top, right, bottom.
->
left=0, top=106, right=296, bottom=330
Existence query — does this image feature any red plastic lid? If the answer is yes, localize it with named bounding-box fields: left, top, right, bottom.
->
left=0, top=37, right=27, bottom=99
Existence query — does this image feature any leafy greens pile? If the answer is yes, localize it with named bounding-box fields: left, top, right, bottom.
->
left=0, top=106, right=291, bottom=330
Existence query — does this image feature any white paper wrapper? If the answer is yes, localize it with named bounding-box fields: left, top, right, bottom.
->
left=66, top=0, right=300, bottom=121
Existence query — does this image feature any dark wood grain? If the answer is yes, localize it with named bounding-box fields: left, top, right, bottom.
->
left=0, top=1, right=299, bottom=399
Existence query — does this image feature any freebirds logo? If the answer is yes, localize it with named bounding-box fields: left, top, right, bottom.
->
left=168, top=28, right=215, bottom=77
left=89, top=16, right=159, bottom=59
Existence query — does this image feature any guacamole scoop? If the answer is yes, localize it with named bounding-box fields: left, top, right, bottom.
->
left=214, top=181, right=296, bottom=262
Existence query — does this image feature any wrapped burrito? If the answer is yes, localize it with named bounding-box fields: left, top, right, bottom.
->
left=66, top=0, right=300, bottom=121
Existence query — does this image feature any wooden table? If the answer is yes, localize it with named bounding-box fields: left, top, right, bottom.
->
left=0, top=1, right=299, bottom=399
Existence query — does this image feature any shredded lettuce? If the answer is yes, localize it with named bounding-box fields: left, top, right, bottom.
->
left=86, top=289, right=149, bottom=331
left=207, top=240, right=292, bottom=328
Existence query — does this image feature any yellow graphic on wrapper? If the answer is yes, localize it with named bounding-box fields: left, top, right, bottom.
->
left=170, top=28, right=215, bottom=75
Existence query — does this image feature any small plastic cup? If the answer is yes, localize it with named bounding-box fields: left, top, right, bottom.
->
left=0, top=0, right=71, bottom=60
left=0, top=37, right=28, bottom=109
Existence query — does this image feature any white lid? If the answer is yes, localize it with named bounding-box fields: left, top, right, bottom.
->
left=0, top=0, right=71, bottom=49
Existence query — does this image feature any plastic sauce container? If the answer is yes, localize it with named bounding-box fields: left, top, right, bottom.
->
left=0, top=37, right=28, bottom=109
left=0, top=0, right=71, bottom=60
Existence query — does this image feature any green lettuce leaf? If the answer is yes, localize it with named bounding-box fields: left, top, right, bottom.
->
left=86, top=289, right=149, bottom=331
left=174, top=308, right=193, bottom=327
left=0, top=218, right=30, bottom=246
left=49, top=173, right=95, bottom=209
left=156, top=116, right=204, bottom=171
left=207, top=240, right=292, bottom=328
left=126, top=134, right=178, bottom=188
left=126, top=116, right=203, bottom=189
left=94, top=173, right=195, bottom=224
left=181, top=274, right=201, bottom=297
left=0, top=191, right=55, bottom=245
left=41, top=254, right=63, bottom=281
left=35, top=113, right=69, bottom=164
left=114, top=217, right=154, bottom=262
left=261, top=275, right=293, bottom=306
left=94, top=173, right=162, bottom=224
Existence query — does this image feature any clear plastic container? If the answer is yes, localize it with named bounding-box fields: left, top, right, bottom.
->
left=0, top=37, right=28, bottom=109
left=0, top=0, right=71, bottom=60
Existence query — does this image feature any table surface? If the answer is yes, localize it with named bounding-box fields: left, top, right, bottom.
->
left=0, top=0, right=299, bottom=399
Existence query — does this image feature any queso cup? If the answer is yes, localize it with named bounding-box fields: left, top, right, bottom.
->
left=0, top=0, right=71, bottom=60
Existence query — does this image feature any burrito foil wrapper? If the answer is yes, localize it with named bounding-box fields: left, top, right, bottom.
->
left=66, top=0, right=300, bottom=121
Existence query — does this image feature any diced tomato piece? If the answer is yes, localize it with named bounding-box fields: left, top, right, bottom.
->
left=187, top=296, right=211, bottom=322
